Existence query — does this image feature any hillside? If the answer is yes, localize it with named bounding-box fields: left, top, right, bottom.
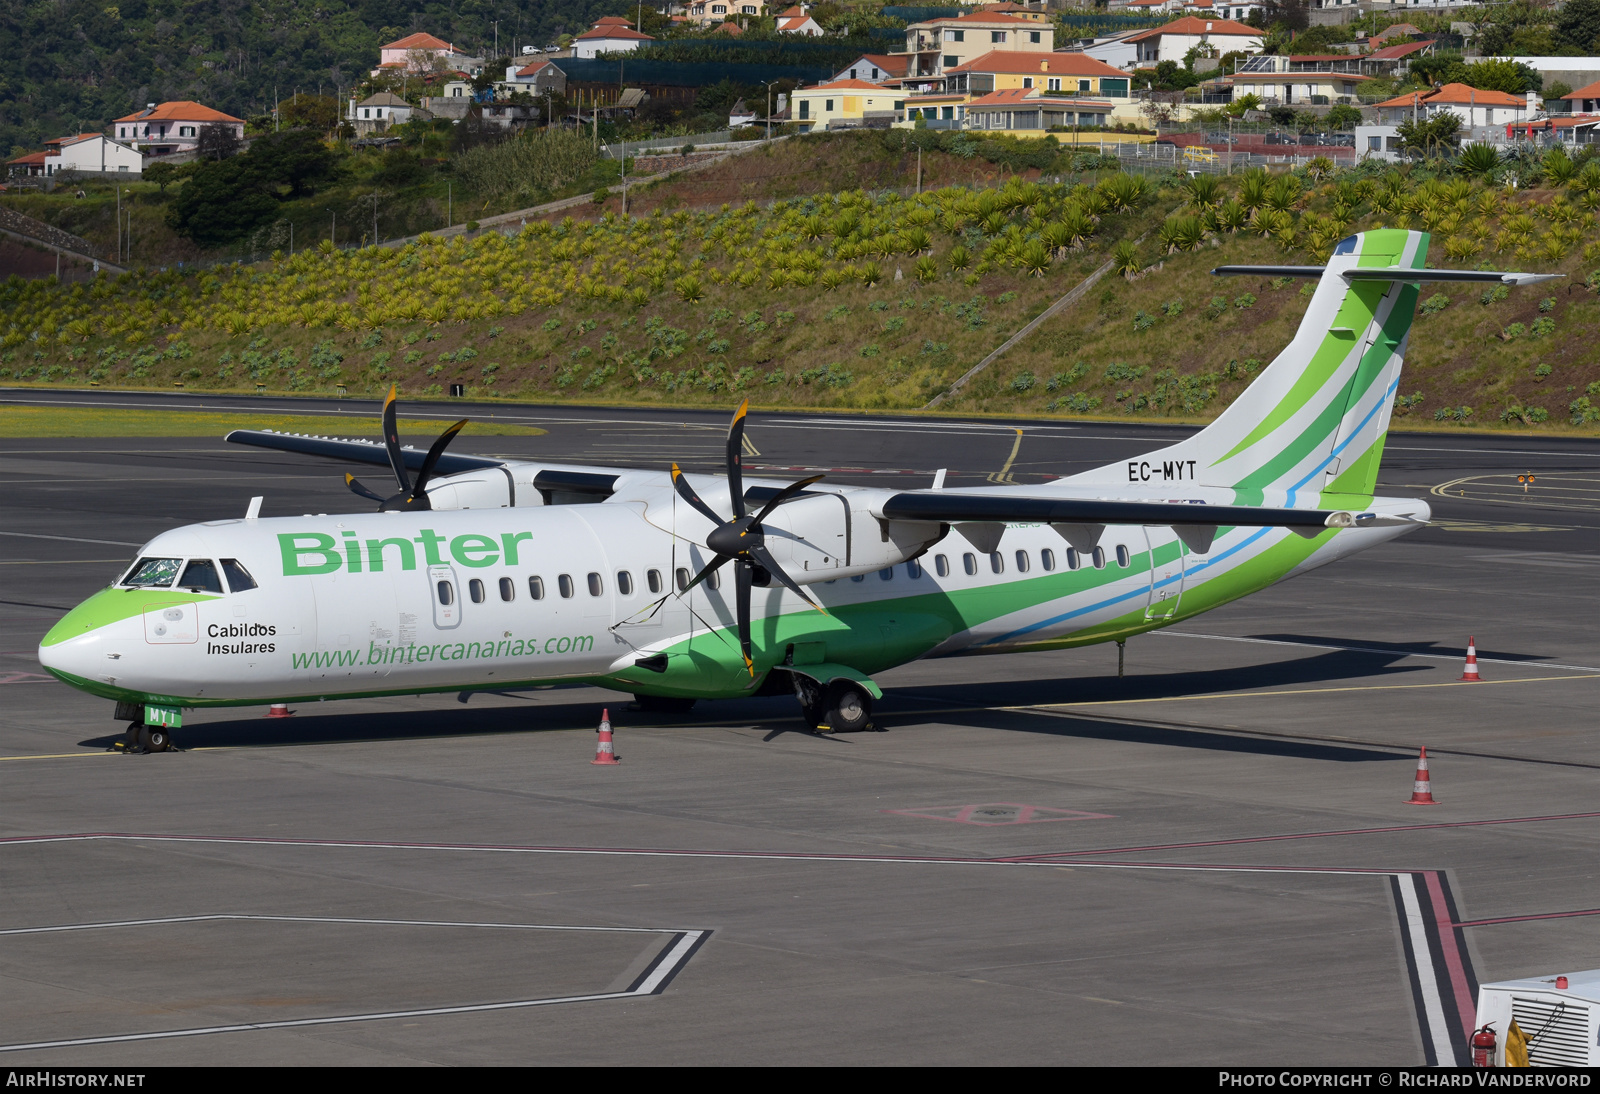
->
left=0, top=0, right=628, bottom=156
left=4, top=153, right=1600, bottom=434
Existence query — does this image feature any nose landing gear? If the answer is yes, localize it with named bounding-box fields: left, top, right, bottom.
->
left=114, top=721, right=172, bottom=754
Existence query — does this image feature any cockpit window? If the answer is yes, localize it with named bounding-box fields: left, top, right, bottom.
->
left=121, top=557, right=182, bottom=588
left=178, top=559, right=224, bottom=593
left=220, top=559, right=257, bottom=592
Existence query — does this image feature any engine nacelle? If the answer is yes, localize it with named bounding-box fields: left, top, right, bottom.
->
left=761, top=489, right=943, bottom=581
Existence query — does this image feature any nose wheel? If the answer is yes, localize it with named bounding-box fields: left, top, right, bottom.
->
left=118, top=721, right=172, bottom=754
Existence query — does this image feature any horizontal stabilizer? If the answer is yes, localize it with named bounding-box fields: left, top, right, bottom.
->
left=225, top=429, right=502, bottom=474
left=1213, top=264, right=1561, bottom=286
left=881, top=492, right=1349, bottom=530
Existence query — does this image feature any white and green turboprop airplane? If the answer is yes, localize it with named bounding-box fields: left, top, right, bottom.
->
left=38, top=230, right=1556, bottom=750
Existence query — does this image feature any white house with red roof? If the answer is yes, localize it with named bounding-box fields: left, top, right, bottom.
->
left=1123, top=17, right=1263, bottom=65
left=1564, top=79, right=1600, bottom=114
left=376, top=32, right=483, bottom=76
left=1373, top=82, right=1536, bottom=127
left=112, top=101, right=244, bottom=155
left=774, top=6, right=823, bottom=35
left=901, top=12, right=1054, bottom=79
left=573, top=25, right=654, bottom=58
left=7, top=133, right=143, bottom=178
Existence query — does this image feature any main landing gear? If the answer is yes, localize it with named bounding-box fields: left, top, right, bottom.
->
left=115, top=721, right=172, bottom=754
left=794, top=676, right=875, bottom=734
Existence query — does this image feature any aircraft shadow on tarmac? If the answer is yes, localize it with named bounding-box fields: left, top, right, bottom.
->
left=1254, top=634, right=1564, bottom=665
left=77, top=647, right=1425, bottom=761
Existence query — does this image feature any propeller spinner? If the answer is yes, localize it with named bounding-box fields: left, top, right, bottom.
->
left=345, top=385, right=468, bottom=511
left=671, top=399, right=827, bottom=677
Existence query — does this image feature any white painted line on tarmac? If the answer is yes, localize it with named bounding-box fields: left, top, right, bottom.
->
left=0, top=530, right=143, bottom=547
left=1397, top=875, right=1457, bottom=1066
left=0, top=913, right=711, bottom=1054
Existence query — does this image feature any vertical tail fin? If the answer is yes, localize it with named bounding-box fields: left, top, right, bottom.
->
left=1078, top=229, right=1428, bottom=504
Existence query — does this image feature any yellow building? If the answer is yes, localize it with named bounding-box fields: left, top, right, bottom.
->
left=948, top=51, right=1132, bottom=98
left=791, top=79, right=905, bottom=131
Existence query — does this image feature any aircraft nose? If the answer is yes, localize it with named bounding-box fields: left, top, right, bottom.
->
left=38, top=589, right=129, bottom=691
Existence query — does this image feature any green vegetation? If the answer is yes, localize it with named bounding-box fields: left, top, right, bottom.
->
left=5, top=129, right=1600, bottom=433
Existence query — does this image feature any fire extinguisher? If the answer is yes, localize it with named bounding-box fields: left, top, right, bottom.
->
left=1472, top=1023, right=1497, bottom=1068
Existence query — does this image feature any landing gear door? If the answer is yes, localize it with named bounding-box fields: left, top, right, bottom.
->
left=1143, top=528, right=1184, bottom=622
left=429, top=564, right=462, bottom=630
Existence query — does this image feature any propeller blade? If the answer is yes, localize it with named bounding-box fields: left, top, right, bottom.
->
left=749, top=474, right=826, bottom=527
left=670, top=462, right=727, bottom=528
left=748, top=543, right=826, bottom=613
left=680, top=553, right=732, bottom=593
left=344, top=474, right=389, bottom=504
left=735, top=560, right=753, bottom=677
left=726, top=398, right=749, bottom=519
left=410, top=418, right=468, bottom=501
left=380, top=385, right=410, bottom=495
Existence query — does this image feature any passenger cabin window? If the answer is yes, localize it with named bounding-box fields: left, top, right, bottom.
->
left=879, top=567, right=893, bottom=580
left=989, top=552, right=1004, bottom=574
left=1091, top=547, right=1106, bottom=569
left=220, top=558, right=257, bottom=592
left=558, top=574, right=575, bottom=598
left=851, top=574, right=865, bottom=583
left=706, top=569, right=720, bottom=591
left=1041, top=548, right=1056, bottom=572
left=178, top=559, right=224, bottom=593
left=499, top=577, right=515, bottom=602
left=528, top=576, right=545, bottom=600
left=617, top=571, right=633, bottom=596
left=935, top=554, right=950, bottom=577
left=469, top=579, right=486, bottom=604
left=1066, top=548, right=1080, bottom=570
left=907, top=559, right=923, bottom=579
left=963, top=553, right=978, bottom=576
left=122, top=557, right=182, bottom=588
left=587, top=572, right=604, bottom=597
left=1116, top=544, right=1131, bottom=568
left=437, top=580, right=455, bottom=605
left=647, top=569, right=663, bottom=594
left=1014, top=550, right=1030, bottom=573
left=675, top=567, right=690, bottom=592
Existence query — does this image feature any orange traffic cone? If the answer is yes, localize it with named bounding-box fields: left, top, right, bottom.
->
left=1406, top=746, right=1438, bottom=805
left=591, top=708, right=619, bottom=765
left=1459, top=637, right=1482, bottom=682
left=265, top=703, right=294, bottom=718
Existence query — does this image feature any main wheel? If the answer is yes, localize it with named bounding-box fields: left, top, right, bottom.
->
left=138, top=724, right=171, bottom=753
left=632, top=694, right=697, bottom=714
left=120, top=722, right=142, bottom=752
left=823, top=680, right=873, bottom=733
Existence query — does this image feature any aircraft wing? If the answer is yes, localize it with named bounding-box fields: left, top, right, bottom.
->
left=878, top=492, right=1417, bottom=532
left=225, top=429, right=504, bottom=474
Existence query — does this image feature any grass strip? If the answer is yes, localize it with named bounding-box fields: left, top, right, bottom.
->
left=0, top=406, right=548, bottom=438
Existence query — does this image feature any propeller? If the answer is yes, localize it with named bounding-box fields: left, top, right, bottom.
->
left=345, top=385, right=468, bottom=511
left=670, top=399, right=827, bottom=677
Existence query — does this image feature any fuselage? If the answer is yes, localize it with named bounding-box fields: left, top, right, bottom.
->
left=37, top=470, right=1429, bottom=709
